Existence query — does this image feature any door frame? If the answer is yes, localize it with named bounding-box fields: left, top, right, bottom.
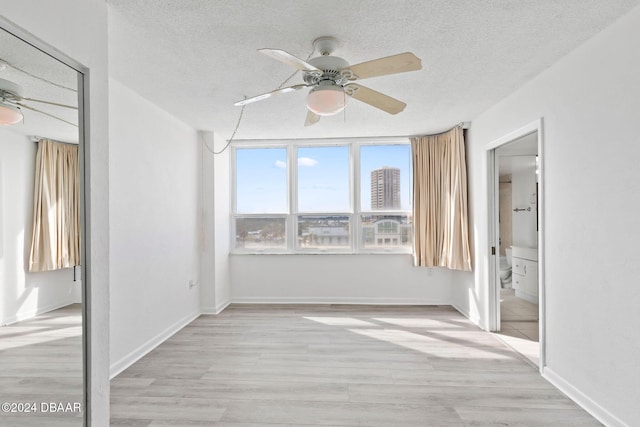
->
left=485, top=118, right=546, bottom=371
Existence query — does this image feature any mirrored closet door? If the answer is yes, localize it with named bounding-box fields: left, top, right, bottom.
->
left=0, top=25, right=84, bottom=426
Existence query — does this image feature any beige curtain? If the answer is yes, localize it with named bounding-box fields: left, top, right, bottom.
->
left=28, top=139, right=80, bottom=272
left=411, top=127, right=472, bottom=271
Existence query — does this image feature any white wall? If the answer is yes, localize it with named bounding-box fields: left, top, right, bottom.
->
left=511, top=162, right=537, bottom=248
left=199, top=132, right=216, bottom=313
left=0, top=1, right=110, bottom=423
left=200, top=131, right=232, bottom=314
left=213, top=134, right=231, bottom=311
left=109, top=78, right=200, bottom=376
left=231, top=254, right=455, bottom=304
left=461, top=5, right=640, bottom=425
left=0, top=129, right=77, bottom=325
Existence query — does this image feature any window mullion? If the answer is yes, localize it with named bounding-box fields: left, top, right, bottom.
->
left=288, top=142, right=297, bottom=252
left=352, top=141, right=360, bottom=253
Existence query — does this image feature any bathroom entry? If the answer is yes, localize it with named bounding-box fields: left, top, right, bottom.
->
left=489, top=126, right=543, bottom=368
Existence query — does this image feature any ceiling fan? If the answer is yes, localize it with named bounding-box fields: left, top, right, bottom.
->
left=0, top=76, right=77, bottom=127
left=234, top=36, right=422, bottom=126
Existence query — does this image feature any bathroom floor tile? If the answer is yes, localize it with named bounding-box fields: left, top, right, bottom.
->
left=498, top=290, right=540, bottom=366
left=497, top=329, right=529, bottom=340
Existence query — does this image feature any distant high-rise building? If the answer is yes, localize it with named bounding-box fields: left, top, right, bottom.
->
left=370, top=167, right=400, bottom=209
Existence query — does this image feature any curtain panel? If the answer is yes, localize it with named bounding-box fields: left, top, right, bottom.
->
left=411, top=127, right=472, bottom=271
left=28, top=139, right=80, bottom=272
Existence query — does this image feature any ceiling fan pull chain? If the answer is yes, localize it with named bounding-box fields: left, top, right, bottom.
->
left=343, top=91, right=347, bottom=123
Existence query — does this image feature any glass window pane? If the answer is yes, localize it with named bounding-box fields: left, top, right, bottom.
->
left=361, top=214, right=412, bottom=249
left=297, top=146, right=350, bottom=212
left=360, top=144, right=411, bottom=211
left=235, top=217, right=286, bottom=250
left=236, top=148, right=287, bottom=213
left=298, top=215, right=350, bottom=250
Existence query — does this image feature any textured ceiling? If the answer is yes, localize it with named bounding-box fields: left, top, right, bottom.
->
left=107, top=0, right=640, bottom=141
left=0, top=27, right=79, bottom=143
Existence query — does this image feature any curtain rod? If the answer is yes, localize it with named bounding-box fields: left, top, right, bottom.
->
left=30, top=136, right=79, bottom=146
left=232, top=122, right=471, bottom=145
left=407, top=121, right=470, bottom=139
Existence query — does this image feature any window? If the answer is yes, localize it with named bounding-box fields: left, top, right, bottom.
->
left=298, top=215, right=350, bottom=250
left=234, top=147, right=288, bottom=252
left=235, top=147, right=288, bottom=213
left=360, top=144, right=411, bottom=211
left=232, top=140, right=412, bottom=253
left=359, top=144, right=412, bottom=251
left=234, top=217, right=286, bottom=251
left=297, top=146, right=350, bottom=212
left=361, top=215, right=412, bottom=250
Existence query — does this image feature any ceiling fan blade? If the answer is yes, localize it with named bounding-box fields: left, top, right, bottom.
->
left=345, top=84, right=406, bottom=115
left=342, top=52, right=422, bottom=80
left=16, top=102, right=78, bottom=127
left=304, top=110, right=320, bottom=127
left=258, top=48, right=321, bottom=73
left=22, top=97, right=77, bottom=109
left=234, top=84, right=309, bottom=106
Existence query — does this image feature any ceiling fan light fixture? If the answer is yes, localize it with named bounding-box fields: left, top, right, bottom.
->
left=0, top=102, right=23, bottom=125
left=306, top=84, right=348, bottom=116
left=0, top=79, right=24, bottom=125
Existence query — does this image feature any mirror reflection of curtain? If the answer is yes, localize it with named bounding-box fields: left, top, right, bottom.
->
left=28, top=138, right=80, bottom=272
left=411, top=126, right=472, bottom=271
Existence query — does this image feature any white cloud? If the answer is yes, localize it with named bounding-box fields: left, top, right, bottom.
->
left=274, top=160, right=287, bottom=168
left=298, top=157, right=318, bottom=167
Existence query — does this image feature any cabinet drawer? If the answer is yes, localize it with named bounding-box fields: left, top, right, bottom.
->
left=512, top=258, right=526, bottom=275
left=512, top=273, right=525, bottom=291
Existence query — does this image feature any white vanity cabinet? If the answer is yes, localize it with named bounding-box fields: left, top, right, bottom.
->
left=511, top=246, right=538, bottom=304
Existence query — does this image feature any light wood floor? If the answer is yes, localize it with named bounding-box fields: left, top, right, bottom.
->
left=111, top=304, right=600, bottom=426
left=0, top=304, right=83, bottom=426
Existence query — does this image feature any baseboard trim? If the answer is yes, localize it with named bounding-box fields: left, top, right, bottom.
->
left=215, top=299, right=231, bottom=314
left=451, top=303, right=482, bottom=328
left=109, top=310, right=200, bottom=379
left=230, top=297, right=449, bottom=305
left=542, top=367, right=627, bottom=427
left=2, top=300, right=75, bottom=326
left=201, top=299, right=231, bottom=315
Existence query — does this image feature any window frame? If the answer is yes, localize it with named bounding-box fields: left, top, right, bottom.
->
left=231, top=137, right=412, bottom=254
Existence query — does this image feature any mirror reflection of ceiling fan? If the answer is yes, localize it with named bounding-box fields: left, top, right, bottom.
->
left=0, top=76, right=78, bottom=127
left=235, top=36, right=422, bottom=126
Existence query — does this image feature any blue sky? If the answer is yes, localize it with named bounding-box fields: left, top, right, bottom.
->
left=236, top=147, right=287, bottom=212
left=236, top=144, right=411, bottom=213
left=297, top=146, right=350, bottom=212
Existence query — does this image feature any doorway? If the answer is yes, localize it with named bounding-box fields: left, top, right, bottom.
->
left=487, top=120, right=545, bottom=370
